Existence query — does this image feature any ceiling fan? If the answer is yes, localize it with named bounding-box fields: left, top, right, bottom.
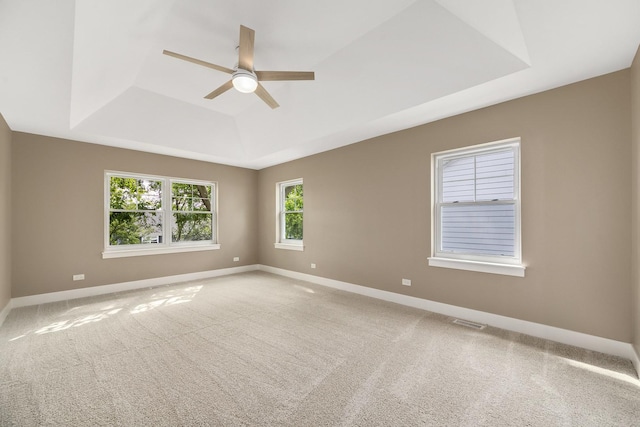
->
left=163, top=25, right=315, bottom=109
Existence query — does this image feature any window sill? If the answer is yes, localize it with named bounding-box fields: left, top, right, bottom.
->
left=103, top=244, right=221, bottom=259
left=428, top=257, right=525, bottom=277
left=274, top=243, right=304, bottom=251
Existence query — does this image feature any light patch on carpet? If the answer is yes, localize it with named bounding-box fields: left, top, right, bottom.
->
left=131, top=285, right=202, bottom=313
left=563, top=358, right=640, bottom=387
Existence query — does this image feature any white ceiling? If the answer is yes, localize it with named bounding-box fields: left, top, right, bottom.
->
left=1, top=0, right=639, bottom=169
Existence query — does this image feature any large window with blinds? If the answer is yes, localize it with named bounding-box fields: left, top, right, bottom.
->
left=429, top=138, right=524, bottom=277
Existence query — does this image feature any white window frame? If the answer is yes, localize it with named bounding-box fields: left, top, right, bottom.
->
left=428, top=138, right=525, bottom=277
left=103, top=171, right=220, bottom=259
left=274, top=178, right=304, bottom=251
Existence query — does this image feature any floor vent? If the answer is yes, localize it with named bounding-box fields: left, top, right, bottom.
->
left=452, top=318, right=486, bottom=330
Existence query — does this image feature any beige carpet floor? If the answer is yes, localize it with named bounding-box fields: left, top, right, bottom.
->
left=0, top=271, right=638, bottom=426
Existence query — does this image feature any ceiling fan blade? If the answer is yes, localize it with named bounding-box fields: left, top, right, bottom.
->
left=163, top=50, right=234, bottom=74
left=238, top=25, right=255, bottom=71
left=204, top=80, right=234, bottom=99
left=256, top=71, right=315, bottom=81
left=254, top=83, right=279, bottom=109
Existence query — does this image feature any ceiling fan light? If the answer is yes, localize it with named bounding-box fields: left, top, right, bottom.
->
left=232, top=72, right=258, bottom=93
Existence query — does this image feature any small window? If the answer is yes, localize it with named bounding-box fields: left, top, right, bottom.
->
left=275, top=179, right=303, bottom=251
left=104, top=172, right=219, bottom=258
left=429, top=138, right=525, bottom=277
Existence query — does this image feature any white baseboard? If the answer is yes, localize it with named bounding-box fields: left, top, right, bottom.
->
left=4, top=264, right=638, bottom=379
left=632, top=346, right=640, bottom=377
left=258, top=265, right=638, bottom=373
left=11, top=265, right=259, bottom=308
left=0, top=299, right=11, bottom=328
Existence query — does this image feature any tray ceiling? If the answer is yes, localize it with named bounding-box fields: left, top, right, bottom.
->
left=1, top=0, right=639, bottom=168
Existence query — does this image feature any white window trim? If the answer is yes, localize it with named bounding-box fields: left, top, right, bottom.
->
left=274, top=243, right=304, bottom=251
left=275, top=178, right=304, bottom=251
left=429, top=138, right=525, bottom=277
left=103, top=244, right=221, bottom=259
left=427, top=257, right=525, bottom=277
left=103, top=171, right=220, bottom=259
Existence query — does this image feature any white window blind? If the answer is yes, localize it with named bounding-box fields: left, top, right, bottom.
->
left=433, top=139, right=521, bottom=266
left=440, top=204, right=515, bottom=256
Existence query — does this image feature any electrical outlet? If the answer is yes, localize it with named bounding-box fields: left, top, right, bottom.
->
left=311, top=263, right=316, bottom=269
left=73, top=274, right=85, bottom=281
left=401, top=278, right=411, bottom=286
left=233, top=257, right=240, bottom=262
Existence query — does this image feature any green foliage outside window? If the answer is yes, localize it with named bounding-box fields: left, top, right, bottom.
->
left=108, top=177, right=214, bottom=246
left=171, top=183, right=213, bottom=242
left=284, top=184, right=303, bottom=240
left=109, top=177, right=162, bottom=245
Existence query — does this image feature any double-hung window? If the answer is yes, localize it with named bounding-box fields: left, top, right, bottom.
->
left=104, top=172, right=219, bottom=258
left=429, top=138, right=524, bottom=277
left=274, top=178, right=304, bottom=251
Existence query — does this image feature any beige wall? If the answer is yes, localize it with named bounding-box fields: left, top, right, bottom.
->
left=11, top=133, right=258, bottom=298
left=3, top=67, right=636, bottom=346
left=0, top=114, right=11, bottom=312
left=632, top=46, right=640, bottom=357
left=259, top=70, right=632, bottom=342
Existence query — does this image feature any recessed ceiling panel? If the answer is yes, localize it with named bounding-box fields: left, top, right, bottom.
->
left=236, top=0, right=529, bottom=159
left=135, top=0, right=418, bottom=115
left=74, top=87, right=244, bottom=160
left=69, top=0, right=175, bottom=128
left=435, top=0, right=530, bottom=64
left=0, top=0, right=75, bottom=133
